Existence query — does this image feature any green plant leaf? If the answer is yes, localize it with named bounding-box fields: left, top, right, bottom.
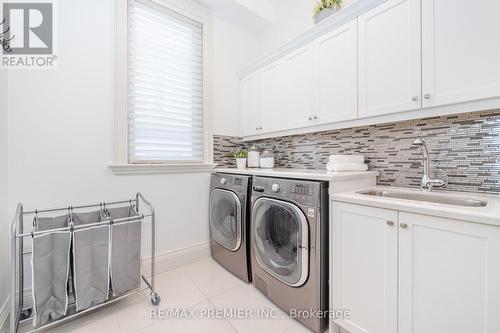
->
left=314, top=0, right=343, bottom=17
left=233, top=150, right=248, bottom=158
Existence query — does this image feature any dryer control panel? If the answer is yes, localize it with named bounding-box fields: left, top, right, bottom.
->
left=210, top=173, right=251, bottom=195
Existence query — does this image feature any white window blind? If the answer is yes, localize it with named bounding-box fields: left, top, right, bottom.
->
left=128, top=0, right=204, bottom=163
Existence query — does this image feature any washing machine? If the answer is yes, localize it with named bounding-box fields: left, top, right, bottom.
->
left=251, top=176, right=329, bottom=332
left=209, top=173, right=252, bottom=282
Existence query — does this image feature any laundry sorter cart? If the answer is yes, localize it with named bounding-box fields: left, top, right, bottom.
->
left=9, top=192, right=161, bottom=333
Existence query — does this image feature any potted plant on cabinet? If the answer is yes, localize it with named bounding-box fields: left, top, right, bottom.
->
left=314, top=0, right=343, bottom=23
left=234, top=150, right=248, bottom=170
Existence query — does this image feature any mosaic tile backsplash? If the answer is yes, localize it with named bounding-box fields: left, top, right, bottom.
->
left=214, top=109, right=500, bottom=194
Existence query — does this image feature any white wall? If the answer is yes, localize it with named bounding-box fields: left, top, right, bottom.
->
left=234, top=0, right=275, bottom=22
left=7, top=0, right=211, bottom=272
left=0, top=63, right=9, bottom=316
left=212, top=17, right=259, bottom=136
left=256, top=0, right=357, bottom=57
left=257, top=0, right=317, bottom=56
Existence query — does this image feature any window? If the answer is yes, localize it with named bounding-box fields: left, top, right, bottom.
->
left=126, top=0, right=208, bottom=165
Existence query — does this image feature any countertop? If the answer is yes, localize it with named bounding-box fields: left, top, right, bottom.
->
left=332, top=186, right=500, bottom=227
left=214, top=167, right=379, bottom=182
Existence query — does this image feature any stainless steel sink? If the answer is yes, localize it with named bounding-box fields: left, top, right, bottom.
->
left=358, top=190, right=488, bottom=207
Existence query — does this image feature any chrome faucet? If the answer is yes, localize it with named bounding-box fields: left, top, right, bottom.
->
left=412, top=137, right=448, bottom=191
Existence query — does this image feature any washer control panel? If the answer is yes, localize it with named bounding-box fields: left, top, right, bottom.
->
left=252, top=176, right=323, bottom=207
left=290, top=184, right=313, bottom=196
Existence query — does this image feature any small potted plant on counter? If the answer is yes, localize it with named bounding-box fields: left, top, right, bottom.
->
left=234, top=150, right=248, bottom=170
left=314, top=0, right=343, bottom=24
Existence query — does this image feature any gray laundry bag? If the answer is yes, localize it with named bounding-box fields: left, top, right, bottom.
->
left=31, top=215, right=71, bottom=327
left=106, top=206, right=142, bottom=297
left=72, top=211, right=110, bottom=311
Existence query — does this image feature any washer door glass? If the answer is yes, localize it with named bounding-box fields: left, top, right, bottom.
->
left=210, top=189, right=242, bottom=251
left=252, top=198, right=309, bottom=287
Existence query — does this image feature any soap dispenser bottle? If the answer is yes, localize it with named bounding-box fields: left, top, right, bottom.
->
left=247, top=145, right=260, bottom=168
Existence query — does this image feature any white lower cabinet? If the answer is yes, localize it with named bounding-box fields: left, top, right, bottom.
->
left=332, top=202, right=500, bottom=333
left=332, top=202, right=398, bottom=333
left=398, top=212, right=500, bottom=333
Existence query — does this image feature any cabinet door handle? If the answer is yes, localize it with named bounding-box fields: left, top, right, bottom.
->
left=400, top=223, right=408, bottom=229
left=412, top=96, right=419, bottom=102
left=259, top=126, right=263, bottom=130
left=313, top=115, right=318, bottom=120
left=387, top=221, right=394, bottom=226
left=255, top=127, right=259, bottom=131
left=424, top=93, right=431, bottom=99
left=308, top=116, right=313, bottom=121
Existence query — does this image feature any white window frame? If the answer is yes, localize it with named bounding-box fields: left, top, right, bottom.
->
left=111, top=0, right=215, bottom=174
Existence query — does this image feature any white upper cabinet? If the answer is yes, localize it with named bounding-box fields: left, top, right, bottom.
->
left=398, top=212, right=500, bottom=333
left=240, top=72, right=262, bottom=136
left=358, top=0, right=421, bottom=118
left=239, top=0, right=500, bottom=138
left=261, top=61, right=284, bottom=133
left=283, top=44, right=315, bottom=129
left=316, top=19, right=358, bottom=123
left=422, top=0, right=500, bottom=108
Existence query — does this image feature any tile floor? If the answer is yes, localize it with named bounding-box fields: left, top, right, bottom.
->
left=4, top=258, right=318, bottom=333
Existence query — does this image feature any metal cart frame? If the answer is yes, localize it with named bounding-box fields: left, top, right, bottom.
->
left=9, top=192, right=161, bottom=333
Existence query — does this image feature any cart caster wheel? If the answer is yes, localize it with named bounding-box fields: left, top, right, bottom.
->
left=150, top=293, right=161, bottom=306
left=20, top=308, right=32, bottom=320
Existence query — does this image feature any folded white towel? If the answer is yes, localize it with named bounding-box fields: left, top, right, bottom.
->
left=326, top=162, right=368, bottom=172
left=329, top=155, right=365, bottom=164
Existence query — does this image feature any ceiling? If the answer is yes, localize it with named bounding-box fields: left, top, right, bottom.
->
left=193, top=0, right=275, bottom=32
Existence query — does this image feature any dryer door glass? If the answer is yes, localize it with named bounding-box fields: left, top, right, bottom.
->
left=209, top=189, right=242, bottom=251
left=252, top=198, right=309, bottom=287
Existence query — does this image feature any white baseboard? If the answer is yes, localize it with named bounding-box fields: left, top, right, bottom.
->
left=0, top=296, right=9, bottom=333
left=142, top=241, right=211, bottom=275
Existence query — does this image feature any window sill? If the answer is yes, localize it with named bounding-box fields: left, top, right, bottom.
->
left=109, top=163, right=217, bottom=175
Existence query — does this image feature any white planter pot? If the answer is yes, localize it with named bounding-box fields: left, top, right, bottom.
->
left=314, top=6, right=341, bottom=24
left=236, top=158, right=247, bottom=170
